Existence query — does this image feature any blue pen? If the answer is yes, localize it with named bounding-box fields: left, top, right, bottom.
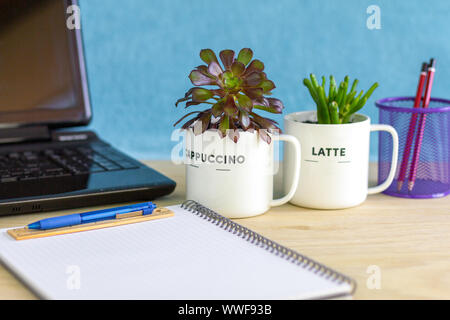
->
left=27, top=202, right=157, bottom=230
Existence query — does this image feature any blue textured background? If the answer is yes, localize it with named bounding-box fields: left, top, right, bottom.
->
left=79, top=0, right=449, bottom=160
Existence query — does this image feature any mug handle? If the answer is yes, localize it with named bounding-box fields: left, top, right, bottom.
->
left=270, top=134, right=301, bottom=207
left=368, top=124, right=399, bottom=195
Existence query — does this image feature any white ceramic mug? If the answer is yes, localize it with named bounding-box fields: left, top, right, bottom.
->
left=185, top=129, right=301, bottom=218
left=284, top=111, right=399, bottom=209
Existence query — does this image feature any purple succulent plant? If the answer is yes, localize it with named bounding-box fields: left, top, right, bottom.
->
left=175, top=48, right=284, bottom=143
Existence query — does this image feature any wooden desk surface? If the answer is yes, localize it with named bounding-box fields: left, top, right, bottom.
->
left=0, top=160, right=449, bottom=300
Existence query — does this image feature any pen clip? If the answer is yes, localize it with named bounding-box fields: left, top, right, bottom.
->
left=116, top=207, right=154, bottom=219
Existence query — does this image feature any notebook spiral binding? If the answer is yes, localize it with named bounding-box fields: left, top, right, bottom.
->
left=182, top=200, right=356, bottom=293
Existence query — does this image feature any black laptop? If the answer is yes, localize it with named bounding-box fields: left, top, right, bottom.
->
left=0, top=0, right=176, bottom=215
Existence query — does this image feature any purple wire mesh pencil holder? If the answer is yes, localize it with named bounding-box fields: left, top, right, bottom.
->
left=376, top=97, right=450, bottom=198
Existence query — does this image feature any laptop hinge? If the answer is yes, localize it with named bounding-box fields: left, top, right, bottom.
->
left=0, top=126, right=51, bottom=144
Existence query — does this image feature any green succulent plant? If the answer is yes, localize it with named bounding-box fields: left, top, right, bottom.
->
left=175, top=48, right=284, bottom=143
left=303, top=74, right=378, bottom=124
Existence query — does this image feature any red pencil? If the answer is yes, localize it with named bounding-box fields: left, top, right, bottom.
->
left=397, top=62, right=428, bottom=191
left=408, top=58, right=436, bottom=191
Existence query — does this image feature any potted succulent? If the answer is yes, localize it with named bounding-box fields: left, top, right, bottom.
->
left=283, top=74, right=399, bottom=209
left=174, top=48, right=301, bottom=218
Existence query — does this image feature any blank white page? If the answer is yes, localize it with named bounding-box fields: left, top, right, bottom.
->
left=0, top=205, right=353, bottom=299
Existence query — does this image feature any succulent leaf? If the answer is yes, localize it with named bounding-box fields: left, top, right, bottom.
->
left=219, top=50, right=235, bottom=70
left=236, top=94, right=253, bottom=111
left=218, top=115, right=230, bottom=137
left=223, top=96, right=238, bottom=116
left=239, top=110, right=251, bottom=129
left=243, top=87, right=264, bottom=100
left=211, top=101, right=224, bottom=117
left=267, top=98, right=284, bottom=111
left=237, top=48, right=253, bottom=66
left=244, top=59, right=265, bottom=75
left=250, top=112, right=277, bottom=130
left=175, top=96, right=190, bottom=107
left=189, top=70, right=216, bottom=86
left=194, top=65, right=215, bottom=79
left=253, top=97, right=283, bottom=114
left=181, top=117, right=198, bottom=130
left=198, top=111, right=212, bottom=134
left=192, top=88, right=213, bottom=102
left=185, top=101, right=202, bottom=108
left=258, top=129, right=272, bottom=144
left=200, top=49, right=218, bottom=65
left=231, top=61, right=246, bottom=76
left=260, top=80, right=276, bottom=93
left=175, top=87, right=196, bottom=106
left=245, top=72, right=265, bottom=87
left=195, top=65, right=210, bottom=74
left=208, top=61, right=223, bottom=77
left=228, top=128, right=240, bottom=143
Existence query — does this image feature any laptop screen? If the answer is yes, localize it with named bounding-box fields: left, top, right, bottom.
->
left=0, top=0, right=91, bottom=128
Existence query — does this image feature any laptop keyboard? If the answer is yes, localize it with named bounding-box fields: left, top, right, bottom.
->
left=0, top=146, right=140, bottom=183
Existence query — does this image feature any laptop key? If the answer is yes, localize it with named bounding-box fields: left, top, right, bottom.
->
left=1, top=177, right=18, bottom=183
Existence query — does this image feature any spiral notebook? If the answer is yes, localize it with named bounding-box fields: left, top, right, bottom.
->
left=0, top=201, right=355, bottom=299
